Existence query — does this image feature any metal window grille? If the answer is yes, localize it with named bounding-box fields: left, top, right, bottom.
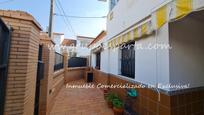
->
left=121, top=42, right=135, bottom=79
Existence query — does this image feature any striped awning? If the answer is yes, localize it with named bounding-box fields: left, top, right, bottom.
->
left=152, top=0, right=193, bottom=30
left=108, top=0, right=203, bottom=48
left=108, top=20, right=153, bottom=48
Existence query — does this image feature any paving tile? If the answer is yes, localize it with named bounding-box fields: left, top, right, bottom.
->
left=50, top=79, right=114, bottom=115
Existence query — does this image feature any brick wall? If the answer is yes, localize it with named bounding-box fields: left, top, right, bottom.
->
left=108, top=75, right=171, bottom=115
left=0, top=10, right=41, bottom=115
left=39, top=35, right=54, bottom=115
left=64, top=67, right=88, bottom=83
left=170, top=90, right=204, bottom=115
left=52, top=70, right=64, bottom=95
left=93, top=69, right=204, bottom=115
left=39, top=32, right=66, bottom=115
left=93, top=69, right=109, bottom=85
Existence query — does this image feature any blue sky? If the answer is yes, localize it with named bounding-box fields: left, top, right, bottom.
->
left=0, top=0, right=108, bottom=39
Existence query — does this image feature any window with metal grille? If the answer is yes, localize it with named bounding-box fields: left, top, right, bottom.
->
left=95, top=52, right=101, bottom=70
left=121, top=42, right=135, bottom=79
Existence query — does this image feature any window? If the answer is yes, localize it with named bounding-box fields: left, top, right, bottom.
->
left=95, top=52, right=101, bottom=70
left=121, top=42, right=135, bottom=78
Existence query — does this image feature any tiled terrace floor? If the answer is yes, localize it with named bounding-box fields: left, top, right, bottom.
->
left=50, top=80, right=114, bottom=115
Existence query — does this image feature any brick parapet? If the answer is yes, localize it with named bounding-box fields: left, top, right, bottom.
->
left=0, top=10, right=41, bottom=115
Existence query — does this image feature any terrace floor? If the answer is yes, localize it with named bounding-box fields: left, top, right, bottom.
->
left=50, top=80, right=114, bottom=115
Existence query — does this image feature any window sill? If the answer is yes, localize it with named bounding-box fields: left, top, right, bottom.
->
left=116, top=74, right=136, bottom=84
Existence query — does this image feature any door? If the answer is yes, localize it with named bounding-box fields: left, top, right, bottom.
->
left=96, top=52, right=101, bottom=69
left=0, top=18, right=11, bottom=114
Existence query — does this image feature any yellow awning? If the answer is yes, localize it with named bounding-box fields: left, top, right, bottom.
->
left=134, top=28, right=138, bottom=40
left=108, top=20, right=152, bottom=48
left=114, top=38, right=117, bottom=47
left=175, top=0, right=192, bottom=19
left=126, top=32, right=131, bottom=41
left=121, top=35, right=125, bottom=44
left=117, top=36, right=120, bottom=45
left=141, top=23, right=147, bottom=36
left=111, top=40, right=114, bottom=48
left=108, top=0, right=196, bottom=49
left=156, top=6, right=167, bottom=29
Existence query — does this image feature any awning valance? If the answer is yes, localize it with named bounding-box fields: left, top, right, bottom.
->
left=92, top=44, right=104, bottom=53
left=108, top=0, right=203, bottom=49
left=108, top=20, right=153, bottom=48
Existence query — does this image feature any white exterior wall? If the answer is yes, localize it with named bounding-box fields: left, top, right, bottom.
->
left=90, top=48, right=109, bottom=73
left=92, top=0, right=204, bottom=92
left=76, top=37, right=93, bottom=57
left=106, top=0, right=168, bottom=40
left=103, top=13, right=204, bottom=91
left=107, top=0, right=204, bottom=41
left=109, top=48, right=120, bottom=75
left=105, top=24, right=170, bottom=89
left=100, top=49, right=109, bottom=73
left=155, top=24, right=170, bottom=89
left=91, top=53, right=96, bottom=68
left=135, top=34, right=157, bottom=86
left=193, top=0, right=204, bottom=9
left=76, top=47, right=90, bottom=57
